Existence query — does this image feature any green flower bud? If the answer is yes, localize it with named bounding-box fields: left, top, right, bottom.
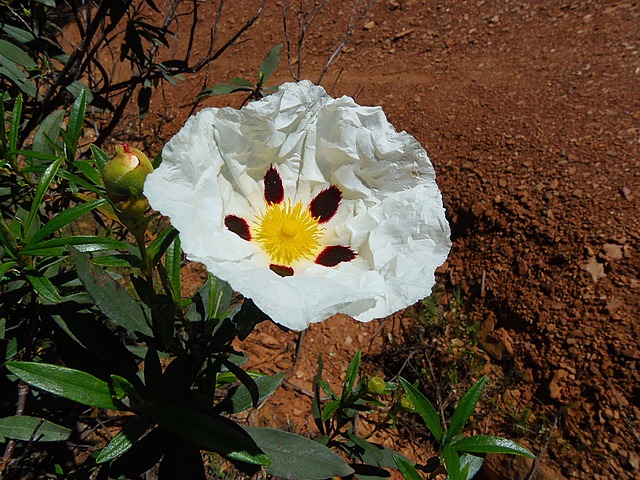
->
left=399, top=394, right=415, bottom=412
left=367, top=376, right=386, bottom=395
left=103, top=144, right=153, bottom=200
left=116, top=196, right=150, bottom=219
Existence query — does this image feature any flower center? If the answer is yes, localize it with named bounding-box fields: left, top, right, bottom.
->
left=254, top=201, right=323, bottom=266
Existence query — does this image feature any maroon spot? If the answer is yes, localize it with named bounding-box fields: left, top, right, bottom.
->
left=309, top=185, right=342, bottom=223
left=264, top=165, right=284, bottom=204
left=315, top=245, right=356, bottom=267
left=270, top=264, right=294, bottom=277
left=224, top=214, right=251, bottom=241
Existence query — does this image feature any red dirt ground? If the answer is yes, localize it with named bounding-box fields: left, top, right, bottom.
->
left=112, top=1, right=639, bottom=479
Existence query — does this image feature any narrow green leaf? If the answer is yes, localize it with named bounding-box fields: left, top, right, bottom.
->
left=90, top=144, right=110, bottom=173
left=222, top=371, right=286, bottom=414
left=246, top=427, right=353, bottom=479
left=165, top=235, right=181, bottom=301
left=151, top=405, right=269, bottom=465
left=447, top=376, right=487, bottom=440
left=24, top=270, right=61, bottom=303
left=32, top=109, right=65, bottom=157
left=311, top=354, right=326, bottom=434
left=6, top=361, right=121, bottom=410
left=393, top=455, right=423, bottom=480
left=92, top=254, right=142, bottom=268
left=9, top=94, right=23, bottom=152
left=443, top=444, right=462, bottom=480
left=0, top=40, right=37, bottom=69
left=65, top=89, right=87, bottom=160
left=322, top=400, right=340, bottom=422
left=96, top=415, right=153, bottom=464
left=110, top=375, right=140, bottom=401
left=399, top=377, right=441, bottom=442
left=25, top=199, right=107, bottom=247
left=259, top=43, right=283, bottom=83
left=147, top=226, right=179, bottom=268
left=342, top=350, right=361, bottom=401
left=0, top=260, right=17, bottom=280
left=69, top=247, right=152, bottom=337
left=345, top=432, right=383, bottom=465
left=452, top=435, right=535, bottom=458
left=73, top=159, right=103, bottom=186
left=21, top=235, right=131, bottom=256
left=24, top=156, right=63, bottom=236
left=0, top=415, right=71, bottom=442
left=196, top=83, right=252, bottom=100
left=0, top=61, right=37, bottom=98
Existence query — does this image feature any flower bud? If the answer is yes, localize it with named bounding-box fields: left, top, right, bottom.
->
left=103, top=144, right=153, bottom=200
left=367, top=376, right=386, bottom=395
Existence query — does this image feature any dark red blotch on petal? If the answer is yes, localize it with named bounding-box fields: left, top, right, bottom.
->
left=225, top=214, right=251, bottom=241
left=315, top=245, right=356, bottom=267
left=270, top=264, right=294, bottom=277
left=309, top=185, right=342, bottom=223
left=264, top=165, right=284, bottom=204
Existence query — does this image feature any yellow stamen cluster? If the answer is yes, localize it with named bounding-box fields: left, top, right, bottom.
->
left=254, top=201, right=323, bottom=266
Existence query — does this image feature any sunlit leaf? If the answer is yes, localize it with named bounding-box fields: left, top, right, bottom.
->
left=452, top=435, right=535, bottom=458
left=399, top=377, right=441, bottom=442
left=6, top=361, right=121, bottom=409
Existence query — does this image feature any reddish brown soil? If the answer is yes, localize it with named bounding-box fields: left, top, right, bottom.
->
left=119, top=1, right=640, bottom=479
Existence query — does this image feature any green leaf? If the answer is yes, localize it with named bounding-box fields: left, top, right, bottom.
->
left=151, top=405, right=269, bottom=465
left=90, top=144, right=110, bottom=173
left=147, top=226, right=179, bottom=268
left=458, top=453, right=485, bottom=480
left=345, top=432, right=383, bottom=465
left=6, top=361, right=121, bottom=410
left=25, top=198, right=107, bottom=247
left=32, top=109, right=65, bottom=157
left=0, top=60, right=37, bottom=98
left=443, top=444, right=462, bottom=480
left=259, top=43, right=283, bottom=83
left=246, top=427, right=353, bottom=479
left=322, top=400, right=340, bottom=422
left=0, top=40, right=37, bottom=70
left=65, top=81, right=94, bottom=105
left=21, top=235, right=131, bottom=256
left=24, top=156, right=63, bottom=236
left=9, top=94, right=23, bottom=152
left=196, top=83, right=252, bottom=100
left=110, top=375, right=140, bottom=401
left=342, top=350, right=361, bottom=401
left=165, top=235, right=181, bottom=301
left=399, top=377, right=441, bottom=442
left=24, top=269, right=61, bottom=303
left=2, top=25, right=35, bottom=44
left=0, top=415, right=71, bottom=442
left=447, top=376, right=487, bottom=440
left=222, top=371, right=286, bottom=414
left=452, top=435, right=535, bottom=458
left=69, top=247, right=152, bottom=337
left=393, top=455, right=423, bottom=480
left=64, top=89, right=87, bottom=160
left=96, top=415, right=153, bottom=463
left=0, top=260, right=17, bottom=280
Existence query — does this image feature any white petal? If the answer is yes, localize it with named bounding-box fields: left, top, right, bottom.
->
left=144, top=80, right=451, bottom=331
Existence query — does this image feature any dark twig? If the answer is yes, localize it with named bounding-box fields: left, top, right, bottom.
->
left=0, top=381, right=30, bottom=475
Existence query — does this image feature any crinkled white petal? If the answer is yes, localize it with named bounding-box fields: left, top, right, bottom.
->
left=144, top=80, right=451, bottom=331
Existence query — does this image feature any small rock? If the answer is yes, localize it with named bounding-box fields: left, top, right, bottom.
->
left=603, top=298, right=622, bottom=315
left=582, top=256, right=606, bottom=282
left=548, top=369, right=568, bottom=400
left=363, top=20, right=375, bottom=30
left=621, top=186, right=633, bottom=200
left=628, top=451, right=640, bottom=471
left=601, top=243, right=624, bottom=261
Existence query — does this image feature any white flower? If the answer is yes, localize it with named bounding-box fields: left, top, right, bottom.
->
left=144, top=80, right=451, bottom=331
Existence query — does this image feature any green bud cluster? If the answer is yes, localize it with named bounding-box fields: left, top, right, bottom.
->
left=367, top=376, right=386, bottom=395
